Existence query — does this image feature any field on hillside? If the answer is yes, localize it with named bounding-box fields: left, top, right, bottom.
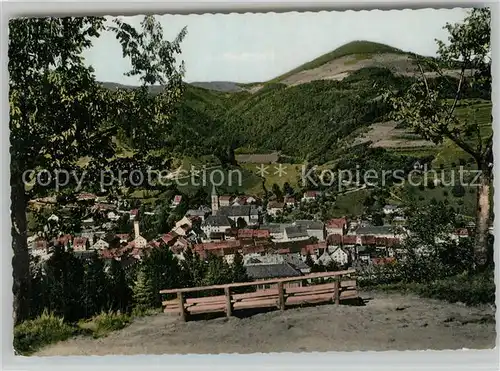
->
left=353, top=121, right=436, bottom=149
left=240, top=162, right=302, bottom=192
left=35, top=291, right=495, bottom=356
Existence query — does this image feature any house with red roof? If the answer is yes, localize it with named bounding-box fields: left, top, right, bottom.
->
left=172, top=195, right=183, bottom=207
left=73, top=237, right=89, bottom=251
left=77, top=193, right=97, bottom=202
left=129, top=209, right=139, bottom=221
left=31, top=239, right=49, bottom=257
left=451, top=228, right=470, bottom=240
left=56, top=234, right=73, bottom=248
left=161, top=231, right=178, bottom=246
left=326, top=218, right=348, bottom=236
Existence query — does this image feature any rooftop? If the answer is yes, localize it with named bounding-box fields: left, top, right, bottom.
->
left=202, top=215, right=232, bottom=227
left=284, top=225, right=309, bottom=239
left=218, top=205, right=258, bottom=217
left=245, top=262, right=303, bottom=280
left=356, top=225, right=394, bottom=236
left=294, top=220, right=324, bottom=230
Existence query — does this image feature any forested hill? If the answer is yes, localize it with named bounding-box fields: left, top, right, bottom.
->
left=101, top=41, right=484, bottom=166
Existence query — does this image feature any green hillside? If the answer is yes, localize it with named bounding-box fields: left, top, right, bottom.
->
left=103, top=40, right=490, bottom=199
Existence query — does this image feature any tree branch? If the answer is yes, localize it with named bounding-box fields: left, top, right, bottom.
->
left=416, top=57, right=430, bottom=95
left=448, top=63, right=466, bottom=118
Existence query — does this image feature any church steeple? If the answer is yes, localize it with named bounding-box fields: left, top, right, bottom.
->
left=211, top=184, right=219, bottom=215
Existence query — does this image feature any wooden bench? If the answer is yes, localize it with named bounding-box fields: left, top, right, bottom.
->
left=161, top=270, right=358, bottom=321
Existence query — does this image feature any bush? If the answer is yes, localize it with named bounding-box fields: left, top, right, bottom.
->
left=452, top=184, right=466, bottom=197
left=14, top=311, right=75, bottom=355
left=78, top=311, right=131, bottom=339
left=416, top=272, right=495, bottom=306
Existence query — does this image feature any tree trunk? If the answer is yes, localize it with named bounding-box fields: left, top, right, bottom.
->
left=11, top=175, right=30, bottom=325
left=473, top=166, right=491, bottom=270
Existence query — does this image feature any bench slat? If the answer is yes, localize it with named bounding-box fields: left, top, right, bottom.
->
left=232, top=289, right=279, bottom=301
left=285, top=283, right=335, bottom=294
left=233, top=298, right=278, bottom=310
left=185, top=295, right=226, bottom=305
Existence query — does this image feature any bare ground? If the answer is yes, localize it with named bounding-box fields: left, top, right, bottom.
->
left=34, top=292, right=495, bottom=356
left=352, top=121, right=435, bottom=149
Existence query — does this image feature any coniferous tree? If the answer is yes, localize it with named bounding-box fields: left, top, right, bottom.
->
left=81, top=255, right=109, bottom=318
left=180, top=247, right=207, bottom=288
left=107, top=259, right=133, bottom=313
left=142, top=247, right=182, bottom=306
left=231, top=251, right=248, bottom=283
left=132, top=265, right=156, bottom=310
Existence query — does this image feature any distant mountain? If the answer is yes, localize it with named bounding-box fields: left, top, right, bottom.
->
left=189, top=81, right=243, bottom=92
left=100, top=81, right=243, bottom=93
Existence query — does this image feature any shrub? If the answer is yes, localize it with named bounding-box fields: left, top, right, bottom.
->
left=14, top=311, right=75, bottom=355
left=78, top=311, right=131, bottom=339
left=452, top=184, right=466, bottom=197
left=416, top=272, right=495, bottom=306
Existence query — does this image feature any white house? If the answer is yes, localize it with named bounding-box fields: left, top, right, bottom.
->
left=383, top=205, right=400, bottom=215
left=329, top=246, right=349, bottom=266
left=91, top=238, right=109, bottom=250
left=201, top=215, right=232, bottom=236
left=267, top=201, right=284, bottom=217
left=107, top=211, right=120, bottom=221
left=301, top=190, right=320, bottom=203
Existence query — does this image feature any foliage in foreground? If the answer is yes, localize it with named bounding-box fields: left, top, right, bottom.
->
left=14, top=311, right=75, bottom=355
left=77, top=311, right=131, bottom=339
left=15, top=310, right=133, bottom=355
left=360, top=271, right=495, bottom=306
left=358, top=200, right=495, bottom=306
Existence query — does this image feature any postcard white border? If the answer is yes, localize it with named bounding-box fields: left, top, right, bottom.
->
left=1, top=1, right=499, bottom=370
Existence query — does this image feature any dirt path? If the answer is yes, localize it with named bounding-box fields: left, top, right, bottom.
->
left=35, top=292, right=495, bottom=356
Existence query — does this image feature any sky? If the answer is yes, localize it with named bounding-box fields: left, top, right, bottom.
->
left=83, top=8, right=469, bottom=84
